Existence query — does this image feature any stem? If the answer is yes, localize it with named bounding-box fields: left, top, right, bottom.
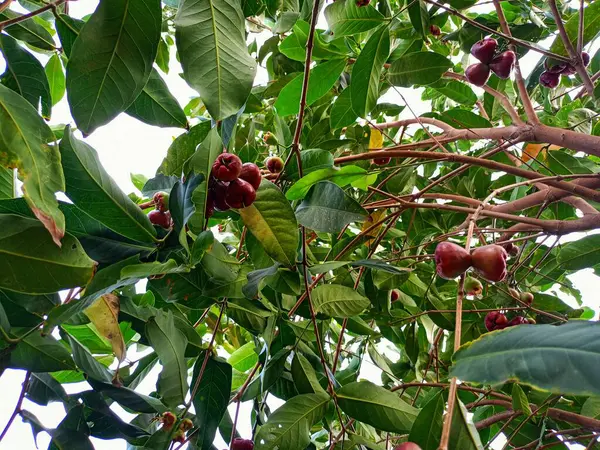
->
left=0, top=0, right=66, bottom=30
left=577, top=0, right=585, bottom=55
left=0, top=371, right=31, bottom=442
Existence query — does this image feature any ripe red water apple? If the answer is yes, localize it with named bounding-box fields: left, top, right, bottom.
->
left=210, top=181, right=231, bottom=211
left=470, top=38, right=498, bottom=64
left=485, top=311, right=508, bottom=331
left=232, top=439, right=254, bottom=450
left=508, top=316, right=528, bottom=326
left=434, top=241, right=472, bottom=280
left=374, top=156, right=391, bottom=166
left=391, top=289, right=399, bottom=302
left=471, top=244, right=507, bottom=282
left=226, top=179, right=257, bottom=208
left=465, top=63, right=491, bottom=87
left=540, top=71, right=560, bottom=88
left=489, top=51, right=516, bottom=79
left=148, top=209, right=171, bottom=229
left=212, top=153, right=242, bottom=182
left=266, top=156, right=284, bottom=174
left=394, top=443, right=422, bottom=450
left=239, top=162, right=262, bottom=190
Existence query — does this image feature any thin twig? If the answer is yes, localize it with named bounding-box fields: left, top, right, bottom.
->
left=0, top=371, right=31, bottom=442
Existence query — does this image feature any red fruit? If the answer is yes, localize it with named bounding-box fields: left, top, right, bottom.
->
left=148, top=209, right=172, bottom=229
left=471, top=244, right=507, bottom=283
left=210, top=181, right=230, bottom=211
left=172, top=430, right=186, bottom=443
left=232, top=438, right=254, bottom=450
left=266, top=156, right=284, bottom=174
left=502, top=242, right=519, bottom=256
left=540, top=71, right=560, bottom=88
left=562, top=64, right=577, bottom=76
left=152, top=191, right=170, bottom=212
left=180, top=418, right=193, bottom=431
left=464, top=276, right=483, bottom=297
left=465, top=63, right=491, bottom=87
left=471, top=38, right=498, bottom=64
left=394, top=443, right=422, bottom=450
left=489, top=51, right=516, bottom=79
left=429, top=25, right=441, bottom=36
left=508, top=316, right=528, bottom=326
left=355, top=0, right=370, bottom=6
left=212, top=153, right=242, bottom=182
left=391, top=290, right=399, bottom=302
left=582, top=52, right=590, bottom=67
left=239, top=163, right=262, bottom=190
left=434, top=242, right=472, bottom=280
left=374, top=156, right=391, bottom=166
left=520, top=292, right=534, bottom=305
left=161, top=412, right=176, bottom=429
left=485, top=311, right=508, bottom=331
left=545, top=60, right=568, bottom=74
left=225, top=179, right=257, bottom=209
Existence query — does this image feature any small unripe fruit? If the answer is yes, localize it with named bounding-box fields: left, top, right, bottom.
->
left=434, top=241, right=472, bottom=280
left=508, top=288, right=520, bottom=299
left=429, top=24, right=441, bottom=36
left=374, top=156, right=391, bottom=166
left=180, top=418, right=193, bottom=431
left=464, top=276, right=483, bottom=297
left=527, top=317, right=536, bottom=324
left=239, top=163, right=262, bottom=190
left=232, top=438, right=254, bottom=450
left=161, top=412, right=176, bottom=429
left=508, top=316, right=528, bottom=326
left=153, top=192, right=170, bottom=212
left=489, top=51, right=516, bottom=79
left=465, top=63, right=491, bottom=87
left=148, top=209, right=172, bottom=229
left=485, top=311, right=508, bottom=331
left=266, top=156, right=284, bottom=174
left=471, top=244, right=507, bottom=283
left=391, top=289, right=399, bottom=302
left=225, top=179, right=257, bottom=209
left=540, top=71, right=560, bottom=88
left=212, top=153, right=243, bottom=182
left=394, top=443, right=423, bottom=450
left=172, top=429, right=186, bottom=443
left=520, top=292, right=534, bottom=305
left=263, top=131, right=279, bottom=146
left=471, top=38, right=498, bottom=64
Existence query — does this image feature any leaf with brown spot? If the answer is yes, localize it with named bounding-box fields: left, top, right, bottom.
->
left=84, top=293, right=126, bottom=362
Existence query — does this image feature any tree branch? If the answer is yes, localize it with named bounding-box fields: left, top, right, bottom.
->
left=0, top=371, right=31, bottom=443
left=0, top=0, right=66, bottom=30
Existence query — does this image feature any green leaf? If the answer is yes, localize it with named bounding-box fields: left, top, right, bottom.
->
left=408, top=0, right=429, bottom=39
left=432, top=80, right=477, bottom=105
left=242, top=349, right=290, bottom=401
left=275, top=59, right=346, bottom=116
left=156, top=37, right=170, bottom=74
left=408, top=392, right=444, bottom=450
left=66, top=0, right=162, bottom=134
left=125, top=69, right=187, bottom=129
left=60, top=127, right=157, bottom=243
left=88, top=379, right=167, bottom=413
left=187, top=128, right=223, bottom=232
left=228, top=342, right=258, bottom=372
left=0, top=215, right=95, bottom=294
left=169, top=174, right=204, bottom=248
left=312, top=284, right=370, bottom=317
left=45, top=54, right=66, bottom=106
left=26, top=373, right=69, bottom=406
left=449, top=397, right=484, bottom=450
left=239, top=180, right=299, bottom=267
left=55, top=14, right=83, bottom=58
left=296, top=181, right=367, bottom=233
left=291, top=352, right=325, bottom=395
left=440, top=108, right=492, bottom=129
left=336, top=381, right=419, bottom=432
left=389, top=52, right=453, bottom=87
left=280, top=21, right=348, bottom=62
left=255, top=392, right=330, bottom=450
left=0, top=10, right=56, bottom=51
left=282, top=149, right=335, bottom=181
left=511, top=383, right=532, bottom=416
left=0, top=34, right=52, bottom=118
left=330, top=88, right=358, bottom=129
left=175, top=0, right=257, bottom=120
left=192, top=352, right=233, bottom=449
left=65, top=333, right=112, bottom=383
left=146, top=310, right=189, bottom=406
left=350, top=25, right=389, bottom=117
left=324, top=0, right=386, bottom=37
left=0, top=83, right=65, bottom=244
left=158, top=121, right=212, bottom=176
left=8, top=332, right=76, bottom=372
left=286, top=165, right=370, bottom=200
left=0, top=168, right=13, bottom=199
left=451, top=321, right=600, bottom=396
left=549, top=1, right=600, bottom=58
left=558, top=234, right=600, bottom=270
left=120, top=260, right=190, bottom=279
left=227, top=297, right=273, bottom=333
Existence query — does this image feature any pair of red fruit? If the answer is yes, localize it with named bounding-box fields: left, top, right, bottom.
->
left=435, top=241, right=508, bottom=283
left=540, top=52, right=590, bottom=88
left=148, top=192, right=173, bottom=229
left=485, top=311, right=534, bottom=332
left=465, top=38, right=516, bottom=87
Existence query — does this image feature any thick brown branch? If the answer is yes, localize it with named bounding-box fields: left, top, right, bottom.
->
left=372, top=117, right=455, bottom=132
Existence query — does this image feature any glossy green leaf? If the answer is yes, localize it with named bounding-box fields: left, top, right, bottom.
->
left=255, top=392, right=330, bottom=450
left=26, top=373, right=69, bottom=406
left=8, top=332, right=76, bottom=372
left=125, top=69, right=187, bottom=129
left=275, top=59, right=346, bottom=116
left=389, top=52, right=453, bottom=87
left=511, top=383, right=532, bottom=416
left=88, top=379, right=167, bottom=413
left=312, top=284, right=370, bottom=317
left=549, top=1, right=600, bottom=57
left=330, top=88, right=358, bottom=129
left=66, top=0, right=162, bottom=134
left=324, top=0, right=386, bottom=37
left=440, top=108, right=492, bottom=129
left=192, top=352, right=232, bottom=449
left=242, top=349, right=290, bottom=401
left=433, top=80, right=477, bottom=105
left=55, top=14, right=83, bottom=58
left=451, top=321, right=600, bottom=396
left=286, top=165, right=370, bottom=200
left=558, top=234, right=600, bottom=270
left=240, top=180, right=299, bottom=267
left=291, top=352, right=325, bottom=395
left=0, top=84, right=65, bottom=244
left=45, top=54, right=66, bottom=106
left=336, top=381, right=419, bottom=432
left=169, top=173, right=203, bottom=248
left=66, top=333, right=112, bottom=383
left=0, top=10, right=56, bottom=51
left=228, top=342, right=258, bottom=372
left=158, top=121, right=212, bottom=176
left=60, top=127, right=157, bottom=243
left=408, top=392, right=444, bottom=450
left=0, top=168, right=13, bottom=199
left=175, top=0, right=257, bottom=120
left=284, top=149, right=335, bottom=181
left=351, top=25, right=389, bottom=117
left=0, top=34, right=52, bottom=118
left=0, top=215, right=95, bottom=294
left=296, top=181, right=367, bottom=233
left=408, top=0, right=429, bottom=38
left=449, top=397, right=483, bottom=450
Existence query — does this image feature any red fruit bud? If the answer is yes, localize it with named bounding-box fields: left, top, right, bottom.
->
left=148, top=209, right=172, bottom=229
left=391, top=290, right=400, bottom=302
left=232, top=438, right=254, bottom=450
left=172, top=430, right=186, bottom=443
left=485, top=311, right=508, bottom=331
left=161, top=412, right=176, bottom=429
left=471, top=38, right=498, bottom=64
left=212, top=153, right=242, bottom=182
left=429, top=25, right=441, bottom=36
left=471, top=244, right=507, bottom=283
left=489, top=51, right=516, bottom=79
left=434, top=242, right=472, bottom=280
left=180, top=418, right=193, bottom=431
left=394, top=443, right=423, bottom=450
left=373, top=156, right=391, bottom=166
left=225, top=179, right=257, bottom=209
left=465, top=63, right=491, bottom=87
left=540, top=71, right=560, bottom=88
left=266, top=156, right=284, bottom=174
left=508, top=316, right=528, bottom=326
left=239, top=162, right=262, bottom=190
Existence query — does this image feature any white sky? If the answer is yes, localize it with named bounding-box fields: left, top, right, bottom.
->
left=0, top=1, right=597, bottom=449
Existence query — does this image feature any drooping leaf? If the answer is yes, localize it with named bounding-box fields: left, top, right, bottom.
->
left=45, top=54, right=66, bottom=106
left=87, top=379, right=167, bottom=413
left=324, top=0, right=386, bottom=37
left=8, top=332, right=76, bottom=372
left=0, top=84, right=65, bottom=244
left=291, top=352, right=325, bottom=395
left=451, top=321, right=600, bottom=396
left=330, top=88, right=358, bottom=130
left=408, top=0, right=430, bottom=39
left=311, top=284, right=370, bottom=317
left=84, top=294, right=125, bottom=362
left=432, top=79, right=477, bottom=105
left=389, top=52, right=453, bottom=87
left=239, top=180, right=299, bottom=267
left=408, top=392, right=444, bottom=450
left=169, top=173, right=204, bottom=248
left=175, top=0, right=257, bottom=120
left=65, top=333, right=112, bottom=383
left=26, top=373, right=69, bottom=406
left=60, top=127, right=157, bottom=244
left=449, top=397, right=484, bottom=450
left=55, top=14, right=84, bottom=58
left=336, top=381, right=419, bottom=433
left=66, top=0, right=162, bottom=134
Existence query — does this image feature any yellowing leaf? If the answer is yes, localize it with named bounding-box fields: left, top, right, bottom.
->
left=362, top=209, right=387, bottom=246
left=84, top=293, right=125, bottom=362
left=521, top=143, right=561, bottom=164
left=369, top=128, right=384, bottom=149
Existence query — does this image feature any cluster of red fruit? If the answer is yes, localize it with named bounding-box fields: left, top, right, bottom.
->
left=434, top=242, right=508, bottom=283
left=540, top=53, right=590, bottom=88
left=148, top=192, right=173, bottom=229
left=161, top=412, right=193, bottom=443
left=466, top=38, right=516, bottom=87
left=485, top=311, right=534, bottom=332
